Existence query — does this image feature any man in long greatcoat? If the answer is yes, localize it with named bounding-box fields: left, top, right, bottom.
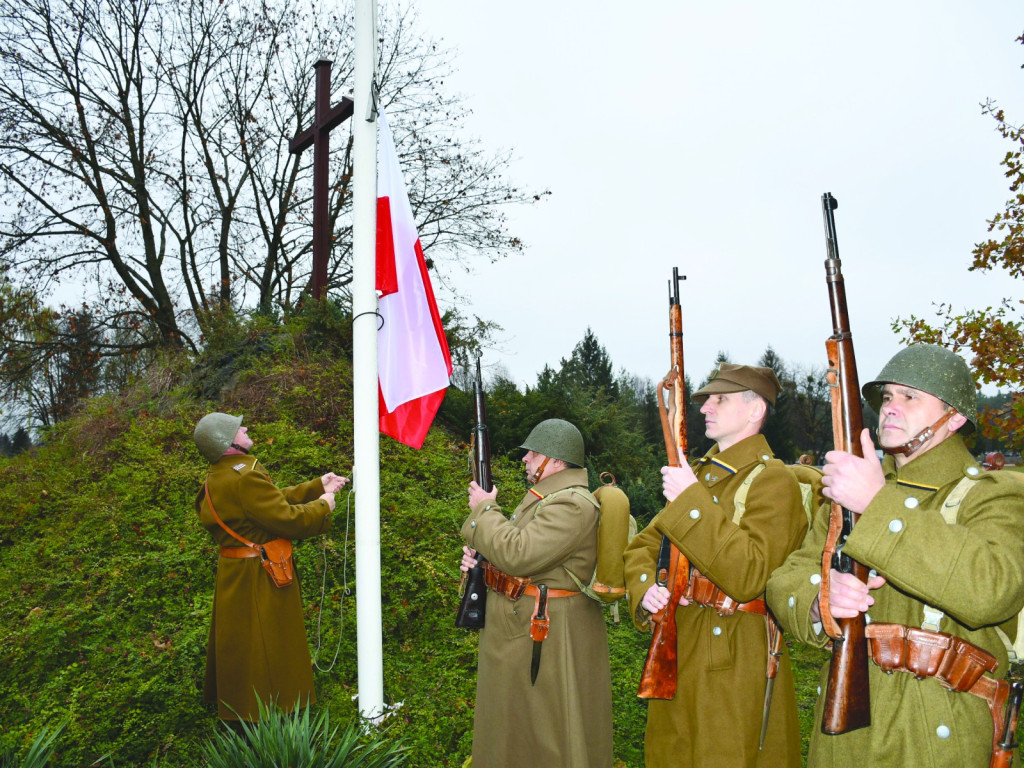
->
left=767, top=344, right=1024, bottom=767
left=193, top=412, right=347, bottom=725
left=460, top=418, right=613, bottom=768
left=623, top=364, right=808, bottom=767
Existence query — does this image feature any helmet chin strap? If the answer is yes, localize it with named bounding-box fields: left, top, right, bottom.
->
left=529, top=456, right=551, bottom=485
left=882, top=407, right=956, bottom=457
left=229, top=442, right=250, bottom=455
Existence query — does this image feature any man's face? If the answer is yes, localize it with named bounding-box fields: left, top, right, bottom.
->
left=232, top=426, right=254, bottom=452
left=699, top=392, right=759, bottom=450
left=877, top=383, right=953, bottom=458
left=522, top=450, right=550, bottom=482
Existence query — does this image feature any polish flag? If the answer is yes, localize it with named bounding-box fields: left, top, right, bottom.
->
left=376, top=110, right=452, bottom=449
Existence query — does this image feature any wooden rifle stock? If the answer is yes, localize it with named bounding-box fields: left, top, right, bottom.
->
left=637, top=537, right=689, bottom=699
left=639, top=268, right=690, bottom=700
left=456, top=358, right=491, bottom=630
left=818, top=192, right=872, bottom=734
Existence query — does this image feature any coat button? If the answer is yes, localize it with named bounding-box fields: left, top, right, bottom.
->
left=689, top=509, right=700, bottom=520
left=470, top=520, right=476, bottom=528
left=761, top=455, right=770, bottom=461
left=712, top=496, right=719, bottom=504
left=810, top=573, right=822, bottom=585
left=967, top=466, right=980, bottom=476
left=705, top=473, right=711, bottom=481
left=889, top=519, right=904, bottom=533
left=788, top=596, right=796, bottom=608
left=712, top=626, right=722, bottom=636
left=904, top=497, right=919, bottom=509
left=936, top=724, right=951, bottom=739
left=640, top=573, right=648, bottom=583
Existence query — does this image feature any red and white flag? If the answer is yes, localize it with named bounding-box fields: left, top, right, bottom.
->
left=376, top=110, right=452, bottom=449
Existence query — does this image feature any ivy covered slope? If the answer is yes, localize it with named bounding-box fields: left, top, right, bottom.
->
left=0, top=317, right=653, bottom=767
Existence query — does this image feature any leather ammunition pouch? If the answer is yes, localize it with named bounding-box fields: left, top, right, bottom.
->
left=686, top=569, right=767, bottom=616
left=483, top=561, right=531, bottom=600
left=866, top=623, right=1009, bottom=759
left=258, top=538, right=295, bottom=588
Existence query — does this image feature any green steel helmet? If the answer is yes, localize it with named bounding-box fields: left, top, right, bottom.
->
left=193, top=412, right=244, bottom=463
left=519, top=418, right=585, bottom=467
left=861, top=344, right=977, bottom=434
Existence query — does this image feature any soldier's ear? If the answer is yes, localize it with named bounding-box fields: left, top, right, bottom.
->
left=748, top=396, right=767, bottom=424
left=946, top=411, right=968, bottom=434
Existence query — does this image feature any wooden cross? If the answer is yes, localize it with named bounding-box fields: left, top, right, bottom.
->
left=289, top=59, right=355, bottom=301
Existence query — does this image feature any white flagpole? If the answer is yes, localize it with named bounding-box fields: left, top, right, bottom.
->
left=351, top=0, right=384, bottom=721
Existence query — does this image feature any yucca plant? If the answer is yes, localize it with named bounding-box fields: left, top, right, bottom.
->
left=1, top=723, right=66, bottom=768
left=198, top=701, right=407, bottom=768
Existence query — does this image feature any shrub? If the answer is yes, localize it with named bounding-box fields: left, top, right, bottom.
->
left=198, top=700, right=407, bottom=768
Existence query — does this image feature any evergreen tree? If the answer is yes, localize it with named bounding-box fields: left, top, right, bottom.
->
left=759, top=346, right=797, bottom=461
left=556, top=328, right=619, bottom=400
left=10, top=427, right=31, bottom=454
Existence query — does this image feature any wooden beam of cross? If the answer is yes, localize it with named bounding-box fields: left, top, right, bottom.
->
left=289, top=59, right=355, bottom=301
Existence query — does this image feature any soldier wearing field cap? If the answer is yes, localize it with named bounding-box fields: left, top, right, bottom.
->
left=624, top=363, right=808, bottom=767
left=460, top=418, right=613, bottom=768
left=192, top=412, right=347, bottom=730
left=767, top=343, right=1024, bottom=767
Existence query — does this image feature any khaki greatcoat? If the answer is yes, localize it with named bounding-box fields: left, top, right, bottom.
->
left=196, top=454, right=331, bottom=721
left=767, top=436, right=1024, bottom=767
left=623, top=433, right=807, bottom=768
left=461, top=467, right=613, bottom=768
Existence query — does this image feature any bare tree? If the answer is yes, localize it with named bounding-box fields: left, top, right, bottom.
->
left=0, top=0, right=545, bottom=426
left=788, top=364, right=833, bottom=460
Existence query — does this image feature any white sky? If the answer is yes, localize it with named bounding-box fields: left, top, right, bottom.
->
left=410, top=1, right=1024, bottom=395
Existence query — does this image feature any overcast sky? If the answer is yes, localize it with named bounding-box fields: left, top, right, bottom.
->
left=407, top=1, right=1023, bottom=396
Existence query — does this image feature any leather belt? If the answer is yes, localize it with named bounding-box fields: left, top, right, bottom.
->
left=220, top=546, right=260, bottom=558
left=482, top=561, right=579, bottom=601
left=523, top=584, right=580, bottom=600
left=687, top=569, right=767, bottom=616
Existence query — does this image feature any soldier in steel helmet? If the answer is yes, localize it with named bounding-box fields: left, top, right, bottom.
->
left=192, top=412, right=348, bottom=730
left=623, top=363, right=808, bottom=767
left=459, top=418, right=613, bottom=768
left=767, top=343, right=1024, bottom=767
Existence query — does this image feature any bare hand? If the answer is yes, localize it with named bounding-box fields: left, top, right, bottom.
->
left=821, top=429, right=885, bottom=514
left=661, top=460, right=697, bottom=504
left=641, top=583, right=690, bottom=613
left=321, top=472, right=349, bottom=493
left=319, top=491, right=337, bottom=512
left=468, top=480, right=498, bottom=510
left=460, top=546, right=479, bottom=573
left=812, top=568, right=887, bottom=621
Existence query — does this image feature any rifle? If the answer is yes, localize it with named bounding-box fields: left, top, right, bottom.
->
left=817, top=192, right=872, bottom=734
left=455, top=358, right=491, bottom=630
left=637, top=268, right=691, bottom=700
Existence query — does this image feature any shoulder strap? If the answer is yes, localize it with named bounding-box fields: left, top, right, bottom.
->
left=922, top=476, right=984, bottom=634
left=939, top=475, right=977, bottom=525
left=204, top=482, right=258, bottom=551
left=539, top=486, right=600, bottom=510
left=732, top=463, right=766, bottom=524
